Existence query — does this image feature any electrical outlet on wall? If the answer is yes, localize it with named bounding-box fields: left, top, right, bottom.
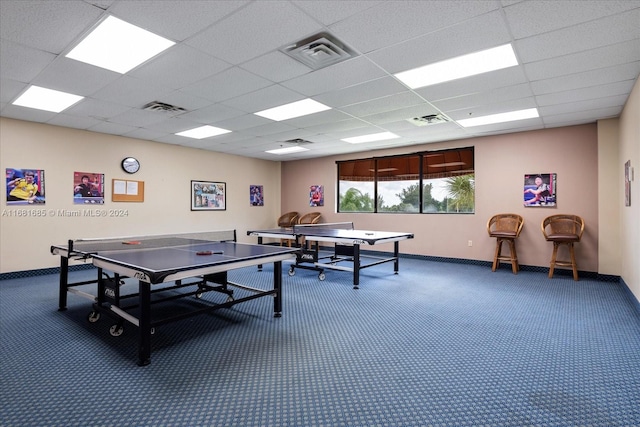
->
left=468, top=240, right=473, bottom=247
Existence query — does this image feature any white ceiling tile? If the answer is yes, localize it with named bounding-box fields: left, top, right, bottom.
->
left=240, top=51, right=311, bottom=83
left=0, top=41, right=55, bottom=81
left=416, top=67, right=529, bottom=102
left=181, top=67, right=272, bottom=103
left=504, top=0, right=640, bottom=39
left=0, top=0, right=103, bottom=53
left=515, top=9, right=640, bottom=63
left=1, top=0, right=639, bottom=161
left=221, top=85, right=304, bottom=113
left=281, top=56, right=387, bottom=96
left=433, top=83, right=534, bottom=113
left=367, top=11, right=513, bottom=74
left=315, top=77, right=408, bottom=108
left=186, top=1, right=323, bottom=64
left=524, top=39, right=640, bottom=81
left=530, top=62, right=640, bottom=95
left=108, top=0, right=250, bottom=42
left=328, top=0, right=500, bottom=54
left=535, top=80, right=636, bottom=106
left=129, top=44, right=231, bottom=90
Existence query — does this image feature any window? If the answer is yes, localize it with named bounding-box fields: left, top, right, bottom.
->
left=337, top=159, right=375, bottom=212
left=337, top=147, right=474, bottom=214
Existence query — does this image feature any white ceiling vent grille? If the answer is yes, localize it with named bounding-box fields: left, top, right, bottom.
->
left=280, top=32, right=357, bottom=70
left=407, top=114, right=449, bottom=126
left=283, top=138, right=313, bottom=145
left=142, top=101, right=186, bottom=114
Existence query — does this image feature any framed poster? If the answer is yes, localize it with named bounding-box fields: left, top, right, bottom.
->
left=310, top=185, right=324, bottom=207
left=250, top=185, right=264, bottom=206
left=523, top=173, right=556, bottom=206
left=624, top=160, right=631, bottom=207
left=191, top=180, right=226, bottom=211
left=73, top=171, right=104, bottom=204
left=6, top=168, right=45, bottom=204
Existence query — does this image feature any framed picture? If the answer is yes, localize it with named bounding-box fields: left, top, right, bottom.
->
left=6, top=168, right=46, bottom=205
left=191, top=180, right=226, bottom=211
left=250, top=185, right=264, bottom=206
left=310, top=185, right=324, bottom=207
left=624, top=160, right=631, bottom=207
left=523, top=173, right=556, bottom=207
left=73, top=171, right=104, bottom=204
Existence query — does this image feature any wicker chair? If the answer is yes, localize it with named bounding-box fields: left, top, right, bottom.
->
left=277, top=211, right=299, bottom=228
left=297, top=212, right=322, bottom=247
left=487, top=213, right=524, bottom=274
left=541, top=214, right=585, bottom=281
left=277, top=211, right=298, bottom=246
left=298, top=212, right=322, bottom=225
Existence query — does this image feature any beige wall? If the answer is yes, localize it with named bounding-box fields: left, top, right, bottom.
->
left=0, top=118, right=282, bottom=273
left=618, top=77, right=640, bottom=301
left=2, top=76, right=639, bottom=306
left=281, top=125, right=600, bottom=274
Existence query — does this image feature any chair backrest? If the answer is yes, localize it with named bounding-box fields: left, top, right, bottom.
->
left=298, top=212, right=322, bottom=225
left=487, top=213, right=524, bottom=237
left=541, top=214, right=585, bottom=240
left=277, top=211, right=299, bottom=227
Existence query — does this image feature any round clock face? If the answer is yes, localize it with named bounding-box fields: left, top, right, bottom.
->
left=121, top=157, right=140, bottom=174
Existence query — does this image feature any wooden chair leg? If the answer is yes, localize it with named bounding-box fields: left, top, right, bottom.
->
left=492, top=239, right=501, bottom=272
left=549, top=243, right=559, bottom=278
left=569, top=243, right=579, bottom=281
left=508, top=240, right=518, bottom=274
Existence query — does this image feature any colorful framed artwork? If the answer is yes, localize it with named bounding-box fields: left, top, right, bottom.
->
left=523, top=173, right=556, bottom=207
left=310, top=185, right=324, bottom=207
left=5, top=168, right=46, bottom=205
left=73, top=171, right=105, bottom=204
left=191, top=180, right=226, bottom=211
left=250, top=185, right=264, bottom=206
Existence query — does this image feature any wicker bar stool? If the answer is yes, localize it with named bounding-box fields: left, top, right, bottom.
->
left=541, top=214, right=585, bottom=281
left=487, top=213, right=524, bottom=274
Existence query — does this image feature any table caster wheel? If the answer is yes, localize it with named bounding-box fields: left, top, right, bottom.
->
left=288, top=268, right=295, bottom=276
left=318, top=272, right=326, bottom=281
left=109, top=324, right=124, bottom=337
left=88, top=311, right=100, bottom=323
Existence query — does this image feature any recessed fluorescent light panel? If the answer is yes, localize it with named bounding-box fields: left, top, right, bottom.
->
left=342, top=132, right=400, bottom=144
left=266, top=146, right=309, bottom=155
left=175, top=125, right=231, bottom=139
left=12, top=85, right=84, bottom=113
left=254, top=99, right=330, bottom=121
left=394, top=44, right=518, bottom=89
left=66, top=16, right=175, bottom=74
left=457, top=108, right=539, bottom=127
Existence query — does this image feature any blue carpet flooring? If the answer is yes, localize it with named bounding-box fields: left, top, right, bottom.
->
left=1, top=257, right=639, bottom=427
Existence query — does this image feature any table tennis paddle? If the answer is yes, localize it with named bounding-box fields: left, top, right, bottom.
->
left=196, top=250, right=223, bottom=255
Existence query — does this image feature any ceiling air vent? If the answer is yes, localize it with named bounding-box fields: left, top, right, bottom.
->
left=283, top=138, right=313, bottom=145
left=280, top=32, right=357, bottom=70
left=407, top=114, right=449, bottom=127
left=142, top=101, right=186, bottom=114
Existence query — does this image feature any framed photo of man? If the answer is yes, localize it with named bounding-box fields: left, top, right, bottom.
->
left=523, top=173, right=556, bottom=207
left=6, top=168, right=45, bottom=205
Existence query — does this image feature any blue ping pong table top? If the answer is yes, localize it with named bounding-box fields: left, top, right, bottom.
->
left=248, top=228, right=414, bottom=245
left=52, top=239, right=297, bottom=283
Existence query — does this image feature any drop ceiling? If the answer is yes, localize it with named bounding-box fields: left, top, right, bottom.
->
left=1, top=0, right=639, bottom=161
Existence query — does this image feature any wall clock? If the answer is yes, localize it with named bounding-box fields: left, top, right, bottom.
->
left=121, top=157, right=140, bottom=174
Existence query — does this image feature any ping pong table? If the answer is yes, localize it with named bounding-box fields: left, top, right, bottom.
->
left=248, top=222, right=414, bottom=289
left=51, top=230, right=297, bottom=366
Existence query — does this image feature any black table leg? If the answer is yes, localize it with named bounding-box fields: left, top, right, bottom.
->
left=137, top=281, right=152, bottom=366
left=273, top=261, right=282, bottom=317
left=353, top=244, right=360, bottom=289
left=58, top=255, right=69, bottom=311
